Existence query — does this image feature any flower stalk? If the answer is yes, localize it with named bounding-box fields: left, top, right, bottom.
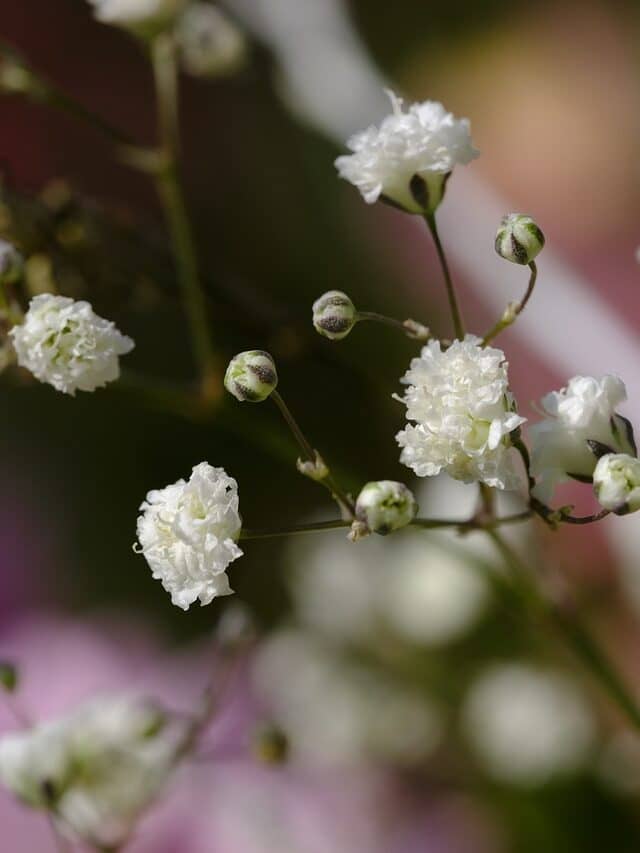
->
left=482, top=261, right=538, bottom=346
left=425, top=213, right=465, bottom=340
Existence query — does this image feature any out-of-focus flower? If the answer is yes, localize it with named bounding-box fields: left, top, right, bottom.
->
left=312, top=290, right=357, bottom=341
left=135, top=462, right=242, bottom=610
left=529, top=375, right=634, bottom=502
left=494, top=214, right=545, bottom=266
left=593, top=453, right=640, bottom=514
left=0, top=239, right=23, bottom=285
left=462, top=663, right=594, bottom=785
left=396, top=336, right=524, bottom=489
left=224, top=350, right=278, bottom=402
left=354, top=480, right=417, bottom=536
left=87, top=0, right=186, bottom=28
left=177, top=3, right=247, bottom=78
left=9, top=294, right=134, bottom=395
left=253, top=630, right=442, bottom=768
left=335, top=90, right=478, bottom=215
left=0, top=695, right=182, bottom=848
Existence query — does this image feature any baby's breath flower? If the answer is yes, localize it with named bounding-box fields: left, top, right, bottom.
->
left=9, top=294, right=134, bottom=395
left=135, top=462, right=243, bottom=610
left=354, top=480, right=417, bottom=536
left=396, top=335, right=525, bottom=489
left=0, top=695, right=180, bottom=847
left=224, top=350, right=278, bottom=402
left=529, top=375, right=634, bottom=503
left=593, top=453, right=640, bottom=514
left=177, top=3, right=247, bottom=78
left=87, top=0, right=186, bottom=28
left=312, top=290, right=357, bottom=341
left=495, top=214, right=545, bottom=265
left=335, top=90, right=478, bottom=215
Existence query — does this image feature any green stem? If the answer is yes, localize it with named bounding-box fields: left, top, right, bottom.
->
left=425, top=213, right=465, bottom=340
left=151, top=34, right=218, bottom=392
left=488, top=528, right=640, bottom=731
left=240, top=519, right=352, bottom=540
left=482, top=261, right=537, bottom=346
left=411, top=511, right=531, bottom=530
left=356, top=311, right=429, bottom=341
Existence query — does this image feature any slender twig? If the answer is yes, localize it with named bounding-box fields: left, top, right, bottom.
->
left=425, top=213, right=465, bottom=339
left=488, top=528, right=640, bottom=732
left=482, top=261, right=538, bottom=346
left=240, top=519, right=352, bottom=540
left=150, top=34, right=218, bottom=393
left=356, top=311, right=429, bottom=341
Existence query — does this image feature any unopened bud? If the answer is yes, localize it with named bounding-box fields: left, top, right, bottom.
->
left=312, top=290, right=357, bottom=341
left=0, top=240, right=23, bottom=285
left=0, top=661, right=18, bottom=692
left=403, top=319, right=430, bottom=341
left=177, top=3, right=247, bottom=79
left=224, top=350, right=278, bottom=402
left=354, top=480, right=418, bottom=536
left=593, top=453, right=640, bottom=515
left=296, top=451, right=329, bottom=482
left=252, top=724, right=289, bottom=765
left=495, top=214, right=545, bottom=265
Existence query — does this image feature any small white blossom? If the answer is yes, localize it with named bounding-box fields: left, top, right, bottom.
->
left=354, top=480, right=417, bottom=536
left=87, top=0, right=186, bottom=27
left=462, top=664, right=594, bottom=785
left=0, top=695, right=181, bottom=847
left=396, top=335, right=525, bottom=489
left=335, top=90, right=478, bottom=214
left=177, top=3, right=247, bottom=78
left=529, top=375, right=634, bottom=503
left=593, top=453, right=640, bottom=514
left=9, top=294, right=134, bottom=395
left=135, top=462, right=243, bottom=610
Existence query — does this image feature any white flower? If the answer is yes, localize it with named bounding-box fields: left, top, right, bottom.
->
left=177, top=3, right=247, bottom=78
left=529, top=375, right=634, bottom=503
left=87, top=0, right=186, bottom=27
left=9, top=294, right=134, bottom=395
left=462, top=664, right=594, bottom=785
left=593, top=453, right=640, bottom=514
left=135, top=462, right=243, bottom=610
left=335, top=90, right=478, bottom=214
left=396, top=335, right=525, bottom=489
left=0, top=695, right=180, bottom=847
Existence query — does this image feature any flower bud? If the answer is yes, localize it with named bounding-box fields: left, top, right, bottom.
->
left=0, top=240, right=23, bottom=285
left=251, top=724, right=289, bottom=765
left=177, top=3, right=247, bottom=79
left=296, top=451, right=329, bottom=482
left=312, top=291, right=357, bottom=341
left=224, top=350, right=278, bottom=402
left=495, top=214, right=545, bottom=265
left=593, top=453, right=640, bottom=514
left=354, top=480, right=418, bottom=536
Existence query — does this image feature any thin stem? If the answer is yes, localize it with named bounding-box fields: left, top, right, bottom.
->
left=356, top=312, right=429, bottom=341
left=240, top=519, right=352, bottom=540
left=151, top=34, right=218, bottom=392
left=482, top=261, right=538, bottom=346
left=425, top=213, right=465, bottom=340
left=488, top=528, right=640, bottom=732
left=271, top=391, right=355, bottom=516
left=412, top=511, right=532, bottom=530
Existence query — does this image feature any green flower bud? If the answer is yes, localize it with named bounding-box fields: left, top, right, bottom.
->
left=312, top=290, right=357, bottom=341
left=354, top=480, right=418, bottom=536
left=593, top=453, right=640, bottom=515
left=0, top=661, right=18, bottom=692
left=495, top=214, right=545, bottom=265
left=252, top=724, right=289, bottom=765
left=224, top=350, right=278, bottom=402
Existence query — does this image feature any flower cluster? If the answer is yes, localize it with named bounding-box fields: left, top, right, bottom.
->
left=135, top=462, right=243, bottom=610
left=396, top=336, right=525, bottom=489
left=335, top=90, right=478, bottom=215
left=10, top=294, right=134, bottom=395
left=0, top=695, right=180, bottom=847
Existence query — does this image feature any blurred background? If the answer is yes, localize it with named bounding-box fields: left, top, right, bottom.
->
left=2, top=0, right=640, bottom=850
